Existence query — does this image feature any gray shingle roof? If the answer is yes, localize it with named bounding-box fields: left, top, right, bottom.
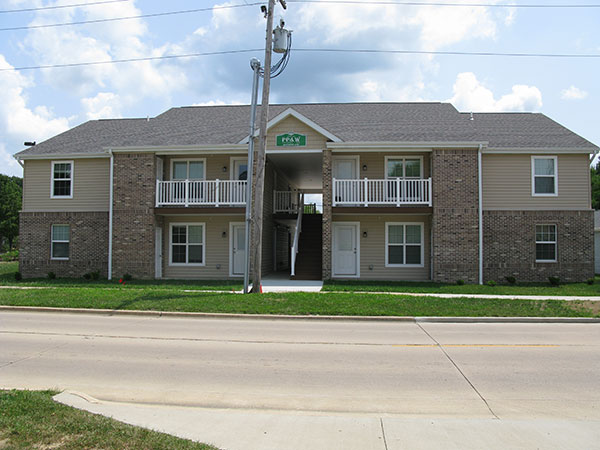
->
left=15, top=102, right=598, bottom=158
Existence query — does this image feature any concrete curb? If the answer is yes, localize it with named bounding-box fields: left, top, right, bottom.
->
left=1, top=305, right=599, bottom=323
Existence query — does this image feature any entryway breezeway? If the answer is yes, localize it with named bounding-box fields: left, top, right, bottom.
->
left=251, top=272, right=323, bottom=293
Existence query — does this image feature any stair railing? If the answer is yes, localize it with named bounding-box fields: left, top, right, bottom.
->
left=290, top=192, right=304, bottom=277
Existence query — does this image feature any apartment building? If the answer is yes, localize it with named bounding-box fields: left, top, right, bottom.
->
left=15, top=102, right=597, bottom=283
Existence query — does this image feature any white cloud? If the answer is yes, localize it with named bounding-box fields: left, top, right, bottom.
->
left=0, top=54, right=70, bottom=142
left=81, top=92, right=122, bottom=119
left=561, top=85, right=588, bottom=100
left=448, top=72, right=542, bottom=112
left=0, top=143, right=21, bottom=177
left=22, top=0, right=188, bottom=101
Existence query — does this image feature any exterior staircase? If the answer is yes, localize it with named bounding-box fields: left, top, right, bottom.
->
left=291, top=214, right=323, bottom=280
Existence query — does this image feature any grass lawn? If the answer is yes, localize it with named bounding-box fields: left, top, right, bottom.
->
left=0, top=283, right=598, bottom=317
left=0, top=390, right=216, bottom=449
left=0, top=261, right=241, bottom=291
left=1, top=261, right=599, bottom=317
left=324, top=278, right=600, bottom=297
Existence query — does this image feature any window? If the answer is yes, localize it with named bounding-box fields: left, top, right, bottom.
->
left=532, top=156, right=557, bottom=196
left=170, top=224, right=205, bottom=265
left=171, top=160, right=205, bottom=180
left=536, top=224, right=557, bottom=262
left=386, top=223, right=423, bottom=267
left=386, top=157, right=422, bottom=179
left=51, top=225, right=70, bottom=260
left=51, top=161, right=73, bottom=198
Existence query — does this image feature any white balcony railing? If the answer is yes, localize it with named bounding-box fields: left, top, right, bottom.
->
left=156, top=179, right=247, bottom=207
left=332, top=178, right=432, bottom=207
left=273, top=190, right=301, bottom=214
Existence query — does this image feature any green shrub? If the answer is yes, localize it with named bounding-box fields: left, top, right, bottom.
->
left=123, top=273, right=133, bottom=282
left=548, top=276, right=560, bottom=286
left=83, top=273, right=92, bottom=280
left=47, top=272, right=56, bottom=280
left=487, top=280, right=497, bottom=287
left=586, top=278, right=594, bottom=285
left=14, top=271, right=22, bottom=281
left=456, top=279, right=465, bottom=285
left=90, top=271, right=100, bottom=280
left=504, top=276, right=516, bottom=285
left=1, top=250, right=19, bottom=262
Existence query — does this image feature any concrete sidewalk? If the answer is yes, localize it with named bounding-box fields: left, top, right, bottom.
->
left=54, top=392, right=600, bottom=450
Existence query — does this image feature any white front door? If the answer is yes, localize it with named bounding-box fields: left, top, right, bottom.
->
left=333, top=158, right=357, bottom=179
left=333, top=223, right=359, bottom=277
left=232, top=159, right=248, bottom=181
left=231, top=224, right=246, bottom=276
left=155, top=227, right=162, bottom=279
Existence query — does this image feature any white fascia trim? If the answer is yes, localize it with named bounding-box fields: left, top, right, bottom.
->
left=484, top=147, right=597, bottom=154
left=109, top=144, right=248, bottom=154
left=17, top=152, right=110, bottom=160
left=328, top=141, right=487, bottom=150
left=266, top=149, right=323, bottom=154
left=238, top=108, right=342, bottom=144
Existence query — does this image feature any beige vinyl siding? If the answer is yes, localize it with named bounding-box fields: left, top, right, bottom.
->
left=332, top=214, right=431, bottom=280
left=267, top=116, right=328, bottom=150
left=23, top=158, right=109, bottom=212
left=162, top=214, right=244, bottom=279
left=482, top=154, right=591, bottom=210
left=332, top=152, right=431, bottom=179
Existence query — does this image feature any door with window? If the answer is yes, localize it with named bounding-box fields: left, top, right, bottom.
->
left=333, top=223, right=359, bottom=277
left=231, top=159, right=248, bottom=204
left=385, top=157, right=422, bottom=202
left=230, top=223, right=246, bottom=276
left=333, top=158, right=358, bottom=204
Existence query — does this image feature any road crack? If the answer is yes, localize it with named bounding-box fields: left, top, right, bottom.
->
left=416, top=322, right=500, bottom=420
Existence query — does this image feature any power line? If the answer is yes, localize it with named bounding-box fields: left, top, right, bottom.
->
left=289, top=0, right=600, bottom=7
left=0, top=3, right=264, bottom=32
left=0, top=0, right=131, bottom=14
left=1, top=47, right=599, bottom=72
left=0, top=49, right=261, bottom=72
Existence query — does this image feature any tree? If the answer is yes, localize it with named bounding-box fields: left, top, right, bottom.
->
left=591, top=163, right=600, bottom=210
left=0, top=175, right=22, bottom=250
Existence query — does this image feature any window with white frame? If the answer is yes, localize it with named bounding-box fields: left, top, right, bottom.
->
left=170, top=224, right=205, bottom=265
left=535, top=224, right=557, bottom=262
left=386, top=157, right=422, bottom=179
left=51, top=224, right=70, bottom=260
left=532, top=156, right=557, bottom=196
left=171, top=160, right=205, bottom=180
left=51, top=161, right=73, bottom=198
left=386, top=223, right=423, bottom=266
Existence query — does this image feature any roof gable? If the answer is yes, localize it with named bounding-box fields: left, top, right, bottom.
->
left=238, top=108, right=342, bottom=144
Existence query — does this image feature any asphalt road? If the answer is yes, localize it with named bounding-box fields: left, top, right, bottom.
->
left=1, top=311, right=599, bottom=420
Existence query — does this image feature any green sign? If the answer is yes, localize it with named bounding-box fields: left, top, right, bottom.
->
left=276, top=133, right=306, bottom=147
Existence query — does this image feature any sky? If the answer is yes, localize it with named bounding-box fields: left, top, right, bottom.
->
left=0, top=0, right=599, bottom=177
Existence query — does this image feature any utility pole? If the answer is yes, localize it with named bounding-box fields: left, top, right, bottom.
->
left=250, top=0, right=286, bottom=293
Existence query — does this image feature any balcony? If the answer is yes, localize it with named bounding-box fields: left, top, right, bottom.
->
left=156, top=179, right=247, bottom=207
left=332, top=178, right=432, bottom=207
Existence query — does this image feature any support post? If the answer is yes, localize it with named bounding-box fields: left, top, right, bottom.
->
left=243, top=58, right=262, bottom=294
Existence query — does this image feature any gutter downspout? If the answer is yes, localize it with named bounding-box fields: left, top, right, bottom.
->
left=478, top=144, right=483, bottom=285
left=108, top=149, right=114, bottom=280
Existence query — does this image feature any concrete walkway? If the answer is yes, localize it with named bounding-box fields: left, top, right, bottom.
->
left=54, top=392, right=600, bottom=450
left=326, top=290, right=600, bottom=302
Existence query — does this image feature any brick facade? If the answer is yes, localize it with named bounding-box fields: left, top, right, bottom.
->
left=483, top=210, right=594, bottom=283
left=431, top=149, right=479, bottom=283
left=111, top=153, right=158, bottom=279
left=321, top=148, right=332, bottom=280
left=19, top=211, right=108, bottom=278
